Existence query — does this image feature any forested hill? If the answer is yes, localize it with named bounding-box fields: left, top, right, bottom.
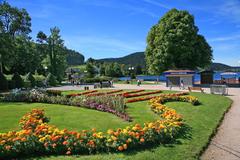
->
left=97, top=52, right=145, bottom=67
left=66, top=49, right=85, bottom=65
left=97, top=52, right=239, bottom=71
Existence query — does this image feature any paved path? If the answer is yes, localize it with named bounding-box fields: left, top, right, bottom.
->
left=201, top=88, right=240, bottom=160
left=49, top=84, right=240, bottom=159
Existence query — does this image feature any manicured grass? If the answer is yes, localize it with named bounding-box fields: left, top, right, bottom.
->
left=0, top=92, right=231, bottom=160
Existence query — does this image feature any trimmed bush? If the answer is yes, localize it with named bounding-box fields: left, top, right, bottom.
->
left=25, top=72, right=36, bottom=87
left=0, top=72, right=8, bottom=91
left=11, top=73, right=23, bottom=89
left=46, top=73, right=57, bottom=86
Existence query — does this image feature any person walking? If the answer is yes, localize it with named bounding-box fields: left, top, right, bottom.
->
left=180, top=80, right=185, bottom=90
left=137, top=79, right=141, bottom=86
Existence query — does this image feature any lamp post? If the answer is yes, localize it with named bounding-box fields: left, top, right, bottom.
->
left=44, top=66, right=48, bottom=76
left=128, top=66, right=135, bottom=81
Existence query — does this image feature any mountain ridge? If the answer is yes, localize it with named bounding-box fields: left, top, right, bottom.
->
left=96, top=52, right=240, bottom=71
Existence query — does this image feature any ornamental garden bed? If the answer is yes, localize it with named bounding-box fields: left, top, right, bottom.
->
left=0, top=90, right=232, bottom=160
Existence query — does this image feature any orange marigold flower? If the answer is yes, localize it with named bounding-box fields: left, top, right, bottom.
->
left=63, top=141, right=68, bottom=145
left=5, top=145, right=11, bottom=150
left=123, top=144, right=128, bottom=150
left=140, top=138, right=145, bottom=143
left=52, top=143, right=57, bottom=148
left=44, top=142, right=49, bottom=147
left=118, top=146, right=123, bottom=151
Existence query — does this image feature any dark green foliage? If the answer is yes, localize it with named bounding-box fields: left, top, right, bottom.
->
left=46, top=90, right=62, bottom=96
left=0, top=72, right=8, bottom=90
left=86, top=63, right=96, bottom=78
left=0, top=1, right=31, bottom=74
left=12, top=73, right=23, bottom=89
left=25, top=72, right=35, bottom=87
left=135, top=65, right=143, bottom=75
left=145, top=9, right=213, bottom=74
left=66, top=49, right=85, bottom=65
left=98, top=52, right=145, bottom=67
left=23, top=80, right=31, bottom=88
left=46, top=73, right=57, bottom=86
left=100, top=63, right=123, bottom=77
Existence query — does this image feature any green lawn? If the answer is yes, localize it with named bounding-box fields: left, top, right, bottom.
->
left=0, top=92, right=231, bottom=160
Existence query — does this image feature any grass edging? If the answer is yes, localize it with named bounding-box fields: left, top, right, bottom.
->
left=198, top=96, right=233, bottom=158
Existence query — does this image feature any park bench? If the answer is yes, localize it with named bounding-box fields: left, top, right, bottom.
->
left=94, top=82, right=111, bottom=88
left=188, top=87, right=204, bottom=93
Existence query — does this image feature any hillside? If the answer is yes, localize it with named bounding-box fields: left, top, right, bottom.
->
left=66, top=49, right=85, bottom=65
left=97, top=52, right=145, bottom=67
left=97, top=52, right=239, bottom=71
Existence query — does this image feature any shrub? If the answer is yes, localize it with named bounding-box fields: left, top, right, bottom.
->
left=0, top=72, right=8, bottom=91
left=11, top=73, right=23, bottom=89
left=46, top=90, right=62, bottom=96
left=25, top=72, right=36, bottom=87
left=23, top=80, right=31, bottom=88
left=8, top=80, right=15, bottom=89
left=46, top=73, right=57, bottom=86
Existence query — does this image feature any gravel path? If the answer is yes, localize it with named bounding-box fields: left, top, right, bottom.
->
left=49, top=84, right=240, bottom=159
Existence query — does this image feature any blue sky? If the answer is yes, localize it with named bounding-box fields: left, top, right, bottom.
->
left=7, top=0, right=240, bottom=66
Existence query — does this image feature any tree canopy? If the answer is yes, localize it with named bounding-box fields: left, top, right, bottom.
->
left=145, top=9, right=213, bottom=74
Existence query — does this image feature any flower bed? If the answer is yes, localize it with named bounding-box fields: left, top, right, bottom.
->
left=87, top=90, right=123, bottom=97
left=0, top=94, right=199, bottom=158
left=2, top=89, right=129, bottom=121
left=124, top=90, right=162, bottom=98
left=126, top=92, right=189, bottom=103
left=67, top=90, right=98, bottom=98
left=116, top=90, right=145, bottom=96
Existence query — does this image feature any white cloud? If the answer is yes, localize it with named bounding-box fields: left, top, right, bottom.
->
left=142, top=0, right=170, bottom=9
left=218, top=0, right=240, bottom=23
left=208, top=34, right=240, bottom=42
left=63, top=34, right=146, bottom=58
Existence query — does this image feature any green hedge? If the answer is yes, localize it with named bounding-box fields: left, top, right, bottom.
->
left=12, top=73, right=23, bottom=89
left=0, top=72, right=8, bottom=91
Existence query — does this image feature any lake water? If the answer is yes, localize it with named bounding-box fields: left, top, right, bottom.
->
left=119, top=72, right=240, bottom=82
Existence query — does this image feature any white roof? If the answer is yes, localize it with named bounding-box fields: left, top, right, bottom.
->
left=220, top=72, right=237, bottom=76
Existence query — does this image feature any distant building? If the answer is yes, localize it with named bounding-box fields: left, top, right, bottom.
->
left=200, top=70, right=214, bottom=84
left=164, top=70, right=195, bottom=87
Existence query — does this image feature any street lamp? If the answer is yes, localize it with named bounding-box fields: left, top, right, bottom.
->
left=128, top=66, right=135, bottom=80
left=44, top=66, right=48, bottom=75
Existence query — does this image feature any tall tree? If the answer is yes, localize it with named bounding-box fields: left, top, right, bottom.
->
left=0, top=1, right=31, bottom=73
left=145, top=9, right=212, bottom=74
left=46, top=27, right=67, bottom=82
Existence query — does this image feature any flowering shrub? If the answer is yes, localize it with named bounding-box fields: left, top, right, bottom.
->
left=0, top=94, right=199, bottom=158
left=116, top=90, right=145, bottom=96
left=71, top=95, right=130, bottom=121
left=126, top=92, right=189, bottom=103
left=124, top=90, right=162, bottom=98
left=67, top=90, right=98, bottom=98
left=87, top=90, right=123, bottom=97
